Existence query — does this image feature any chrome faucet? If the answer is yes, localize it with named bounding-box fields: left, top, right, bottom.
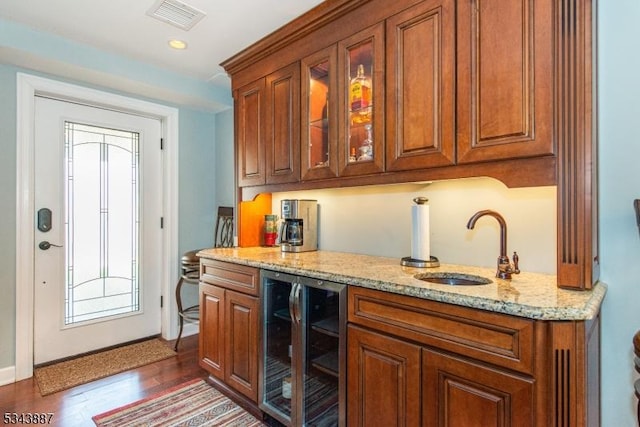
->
left=466, top=210, right=520, bottom=280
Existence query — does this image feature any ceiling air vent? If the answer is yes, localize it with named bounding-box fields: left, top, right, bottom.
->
left=147, top=0, right=206, bottom=31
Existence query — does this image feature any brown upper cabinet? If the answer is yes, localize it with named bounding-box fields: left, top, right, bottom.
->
left=222, top=0, right=597, bottom=291
left=226, top=0, right=566, bottom=191
left=456, top=0, right=554, bottom=164
left=337, top=22, right=385, bottom=177
left=301, top=45, right=339, bottom=180
left=236, top=63, right=300, bottom=187
left=235, top=78, right=265, bottom=187
left=265, top=63, right=300, bottom=185
left=385, top=0, right=456, bottom=172
left=301, top=22, right=386, bottom=181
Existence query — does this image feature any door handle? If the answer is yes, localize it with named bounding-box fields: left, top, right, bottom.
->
left=39, top=241, right=63, bottom=250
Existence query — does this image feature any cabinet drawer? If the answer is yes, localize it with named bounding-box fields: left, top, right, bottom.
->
left=200, top=259, right=260, bottom=297
left=348, top=287, right=534, bottom=374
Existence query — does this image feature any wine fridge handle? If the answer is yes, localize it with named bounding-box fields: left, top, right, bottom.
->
left=295, top=283, right=302, bottom=323
left=288, top=283, right=302, bottom=324
left=288, top=283, right=297, bottom=322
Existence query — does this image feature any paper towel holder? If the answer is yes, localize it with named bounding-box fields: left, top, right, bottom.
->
left=401, top=196, right=440, bottom=268
left=401, top=255, right=440, bottom=268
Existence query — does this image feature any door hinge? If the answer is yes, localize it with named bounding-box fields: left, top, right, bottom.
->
left=160, top=138, right=164, bottom=150
left=160, top=295, right=163, bottom=308
left=160, top=217, right=164, bottom=229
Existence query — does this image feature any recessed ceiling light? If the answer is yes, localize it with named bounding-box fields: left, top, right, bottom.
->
left=168, top=39, right=188, bottom=50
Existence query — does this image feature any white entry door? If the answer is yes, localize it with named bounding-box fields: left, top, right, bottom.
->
left=33, top=96, right=163, bottom=364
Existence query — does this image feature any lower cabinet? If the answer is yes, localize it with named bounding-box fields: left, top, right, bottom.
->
left=199, top=260, right=260, bottom=406
left=347, top=286, right=600, bottom=427
left=347, top=325, right=421, bottom=426
left=347, top=325, right=533, bottom=427
left=422, top=349, right=534, bottom=427
left=200, top=283, right=225, bottom=378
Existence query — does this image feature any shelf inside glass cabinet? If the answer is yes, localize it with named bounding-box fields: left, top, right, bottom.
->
left=311, top=315, right=339, bottom=338
left=311, top=350, right=339, bottom=378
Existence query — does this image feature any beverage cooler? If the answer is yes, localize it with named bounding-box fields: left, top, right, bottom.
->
left=260, top=269, right=346, bottom=427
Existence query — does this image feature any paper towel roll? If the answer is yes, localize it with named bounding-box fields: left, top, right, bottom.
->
left=411, top=202, right=430, bottom=261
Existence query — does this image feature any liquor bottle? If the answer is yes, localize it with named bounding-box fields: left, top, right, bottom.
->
left=349, top=146, right=357, bottom=162
left=350, top=64, right=372, bottom=124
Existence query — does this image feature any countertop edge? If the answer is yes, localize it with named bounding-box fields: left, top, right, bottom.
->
left=197, top=249, right=607, bottom=322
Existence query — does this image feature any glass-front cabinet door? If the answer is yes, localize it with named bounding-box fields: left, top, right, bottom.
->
left=338, top=23, right=384, bottom=176
left=301, top=45, right=338, bottom=181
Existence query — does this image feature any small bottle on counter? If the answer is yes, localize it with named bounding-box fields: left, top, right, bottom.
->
left=264, top=214, right=278, bottom=246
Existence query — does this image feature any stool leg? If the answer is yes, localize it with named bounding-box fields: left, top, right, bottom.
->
left=174, top=276, right=185, bottom=351
left=174, top=315, right=184, bottom=351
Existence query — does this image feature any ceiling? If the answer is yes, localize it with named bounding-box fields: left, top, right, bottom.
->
left=0, top=0, right=324, bottom=90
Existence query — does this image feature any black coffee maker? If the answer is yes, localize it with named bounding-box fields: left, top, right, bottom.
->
left=279, top=199, right=318, bottom=253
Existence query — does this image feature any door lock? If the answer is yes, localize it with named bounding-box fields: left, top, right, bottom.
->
left=37, top=208, right=53, bottom=232
left=38, top=241, right=63, bottom=250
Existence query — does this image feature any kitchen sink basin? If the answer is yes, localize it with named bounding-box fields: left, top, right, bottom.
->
left=414, top=272, right=492, bottom=286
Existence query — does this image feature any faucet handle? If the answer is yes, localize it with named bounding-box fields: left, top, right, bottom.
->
left=512, top=251, right=520, bottom=274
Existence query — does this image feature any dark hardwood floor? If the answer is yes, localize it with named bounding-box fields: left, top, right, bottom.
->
left=0, top=334, right=207, bottom=427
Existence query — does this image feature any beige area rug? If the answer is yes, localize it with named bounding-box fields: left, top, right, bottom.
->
left=34, top=339, right=176, bottom=396
left=93, top=378, right=266, bottom=426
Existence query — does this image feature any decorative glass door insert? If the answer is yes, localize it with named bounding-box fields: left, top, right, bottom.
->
left=64, top=121, right=140, bottom=325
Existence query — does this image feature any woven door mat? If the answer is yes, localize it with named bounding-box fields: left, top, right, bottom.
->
left=34, top=339, right=176, bottom=396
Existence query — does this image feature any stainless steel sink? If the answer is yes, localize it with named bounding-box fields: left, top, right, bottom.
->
left=414, top=272, right=492, bottom=286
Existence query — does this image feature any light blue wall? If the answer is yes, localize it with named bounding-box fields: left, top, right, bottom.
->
left=599, top=1, right=640, bottom=425
left=0, top=64, right=19, bottom=370
left=178, top=109, right=219, bottom=255
left=215, top=109, right=236, bottom=208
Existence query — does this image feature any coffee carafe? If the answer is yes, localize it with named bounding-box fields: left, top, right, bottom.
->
left=280, top=199, right=318, bottom=252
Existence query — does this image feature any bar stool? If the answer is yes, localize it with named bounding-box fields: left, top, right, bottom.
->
left=174, top=206, right=234, bottom=350
left=634, top=329, right=639, bottom=426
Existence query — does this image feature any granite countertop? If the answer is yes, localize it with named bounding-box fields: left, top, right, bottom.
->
left=197, top=247, right=606, bottom=321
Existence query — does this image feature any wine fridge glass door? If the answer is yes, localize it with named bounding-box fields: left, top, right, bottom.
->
left=301, top=280, right=346, bottom=426
left=262, top=276, right=294, bottom=425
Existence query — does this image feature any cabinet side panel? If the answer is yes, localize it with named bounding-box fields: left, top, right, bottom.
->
left=556, top=0, right=598, bottom=290
left=549, top=319, right=599, bottom=427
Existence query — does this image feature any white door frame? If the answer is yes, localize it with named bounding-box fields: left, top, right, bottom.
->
left=15, top=73, right=179, bottom=380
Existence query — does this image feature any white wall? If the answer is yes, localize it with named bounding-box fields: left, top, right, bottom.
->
left=599, top=0, right=640, bottom=425
left=273, top=178, right=556, bottom=274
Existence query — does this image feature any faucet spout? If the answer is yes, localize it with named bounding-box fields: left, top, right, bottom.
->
left=466, top=210, right=508, bottom=259
left=467, top=210, right=520, bottom=280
